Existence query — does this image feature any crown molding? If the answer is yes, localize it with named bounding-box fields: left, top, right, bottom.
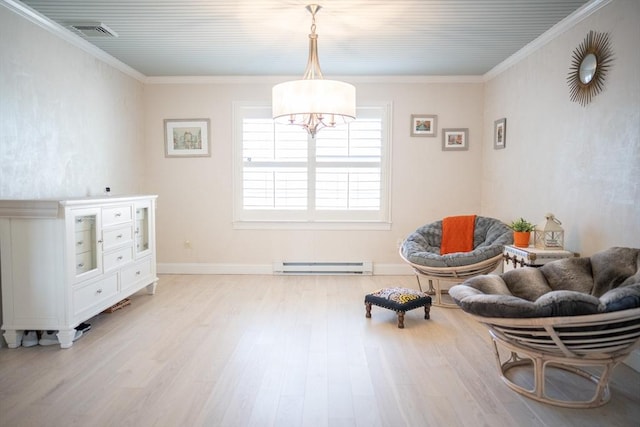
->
left=2, top=0, right=146, bottom=82
left=483, top=0, right=612, bottom=81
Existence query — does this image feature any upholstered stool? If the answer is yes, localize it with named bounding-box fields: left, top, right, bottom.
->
left=365, top=287, right=432, bottom=328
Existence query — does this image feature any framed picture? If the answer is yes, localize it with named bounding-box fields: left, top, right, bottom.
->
left=494, top=118, right=506, bottom=149
left=164, top=118, right=210, bottom=157
left=442, top=128, right=469, bottom=151
left=410, top=114, right=437, bottom=137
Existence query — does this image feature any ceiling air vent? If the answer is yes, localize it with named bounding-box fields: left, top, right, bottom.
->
left=69, top=22, right=118, bottom=38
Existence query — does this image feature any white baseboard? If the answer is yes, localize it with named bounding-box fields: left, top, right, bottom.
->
left=157, top=263, right=271, bottom=275
left=157, top=262, right=414, bottom=276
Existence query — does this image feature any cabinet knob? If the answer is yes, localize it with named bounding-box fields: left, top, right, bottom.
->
left=117, top=256, right=123, bottom=261
left=77, top=263, right=84, bottom=268
left=115, top=212, right=122, bottom=217
left=77, top=241, right=83, bottom=245
left=96, top=288, right=103, bottom=294
left=136, top=271, right=141, bottom=275
left=116, top=234, right=123, bottom=239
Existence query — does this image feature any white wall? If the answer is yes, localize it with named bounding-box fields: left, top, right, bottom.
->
left=0, top=5, right=145, bottom=347
left=143, top=81, right=485, bottom=272
left=2, top=1, right=637, bottom=268
left=141, top=3, right=639, bottom=274
left=482, top=0, right=640, bottom=371
left=482, top=0, right=640, bottom=256
left=0, top=6, right=145, bottom=199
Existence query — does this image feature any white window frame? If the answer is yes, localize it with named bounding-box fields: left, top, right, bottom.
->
left=232, top=101, right=392, bottom=230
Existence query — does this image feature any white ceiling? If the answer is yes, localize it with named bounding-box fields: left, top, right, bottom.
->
left=16, top=0, right=591, bottom=78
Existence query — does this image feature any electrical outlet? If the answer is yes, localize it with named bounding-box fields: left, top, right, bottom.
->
left=184, top=240, right=191, bottom=249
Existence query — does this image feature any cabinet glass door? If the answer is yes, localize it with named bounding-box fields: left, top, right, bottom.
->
left=71, top=208, right=101, bottom=282
left=134, top=203, right=151, bottom=257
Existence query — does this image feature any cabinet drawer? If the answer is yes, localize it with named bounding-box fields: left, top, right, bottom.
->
left=102, top=205, right=133, bottom=226
left=73, top=274, right=118, bottom=317
left=121, top=258, right=153, bottom=292
left=103, top=246, right=133, bottom=271
left=75, top=229, right=93, bottom=254
left=103, top=226, right=133, bottom=250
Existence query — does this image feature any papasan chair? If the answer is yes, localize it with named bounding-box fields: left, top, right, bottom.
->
left=400, top=215, right=513, bottom=307
left=449, top=247, right=640, bottom=408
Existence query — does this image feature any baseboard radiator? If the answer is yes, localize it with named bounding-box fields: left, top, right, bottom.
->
left=272, top=261, right=373, bottom=275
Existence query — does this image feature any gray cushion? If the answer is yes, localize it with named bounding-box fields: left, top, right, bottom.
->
left=401, top=216, right=513, bottom=268
left=449, top=247, right=640, bottom=318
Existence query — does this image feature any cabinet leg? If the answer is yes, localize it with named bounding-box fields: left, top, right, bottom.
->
left=57, top=329, right=75, bottom=349
left=4, top=330, right=23, bottom=348
left=146, top=280, right=158, bottom=295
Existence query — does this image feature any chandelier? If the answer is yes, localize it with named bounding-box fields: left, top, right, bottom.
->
left=272, top=4, right=356, bottom=137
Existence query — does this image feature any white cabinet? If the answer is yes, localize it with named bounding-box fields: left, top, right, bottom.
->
left=0, top=195, right=158, bottom=348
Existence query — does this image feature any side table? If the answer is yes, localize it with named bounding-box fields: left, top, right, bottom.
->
left=503, top=245, right=575, bottom=272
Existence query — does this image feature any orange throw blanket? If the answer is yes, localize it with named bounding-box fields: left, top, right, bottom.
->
left=440, top=215, right=476, bottom=255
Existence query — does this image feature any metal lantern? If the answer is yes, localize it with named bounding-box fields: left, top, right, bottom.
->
left=534, top=213, right=564, bottom=249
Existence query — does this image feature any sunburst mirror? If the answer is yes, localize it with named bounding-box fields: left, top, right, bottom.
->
left=567, top=30, right=613, bottom=106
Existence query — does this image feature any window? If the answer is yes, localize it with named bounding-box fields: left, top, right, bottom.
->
left=233, top=102, right=391, bottom=229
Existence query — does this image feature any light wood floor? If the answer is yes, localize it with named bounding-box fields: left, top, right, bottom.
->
left=1, top=274, right=638, bottom=427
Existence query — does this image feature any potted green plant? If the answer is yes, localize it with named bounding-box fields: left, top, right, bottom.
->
left=510, top=217, right=535, bottom=248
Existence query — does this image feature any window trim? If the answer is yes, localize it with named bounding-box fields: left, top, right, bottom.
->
left=232, top=101, right=392, bottom=230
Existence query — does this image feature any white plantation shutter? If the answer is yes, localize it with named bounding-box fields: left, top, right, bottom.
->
left=315, top=117, right=382, bottom=211
left=234, top=103, right=391, bottom=227
left=242, top=119, right=308, bottom=210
